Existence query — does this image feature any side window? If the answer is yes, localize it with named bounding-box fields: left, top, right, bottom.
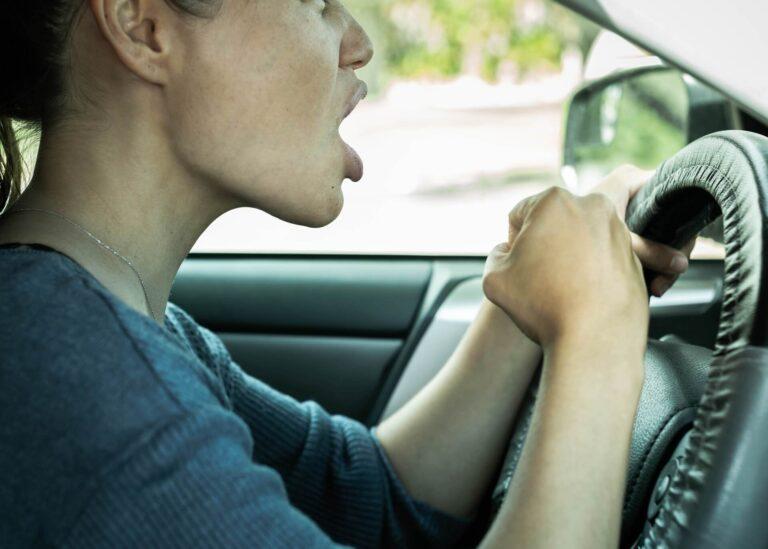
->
left=6, top=1, right=724, bottom=260
left=194, top=1, right=722, bottom=259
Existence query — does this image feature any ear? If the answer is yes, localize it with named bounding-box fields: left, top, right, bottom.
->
left=88, top=0, right=171, bottom=85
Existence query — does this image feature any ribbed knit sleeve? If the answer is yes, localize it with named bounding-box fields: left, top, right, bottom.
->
left=0, top=249, right=471, bottom=549
left=166, top=303, right=471, bottom=548
left=62, top=407, right=346, bottom=548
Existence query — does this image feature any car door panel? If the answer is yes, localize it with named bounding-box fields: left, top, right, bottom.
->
left=220, top=333, right=401, bottom=420
left=170, top=256, right=723, bottom=424
left=171, top=258, right=432, bottom=336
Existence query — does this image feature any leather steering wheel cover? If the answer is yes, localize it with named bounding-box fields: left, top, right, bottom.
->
left=627, top=130, right=768, bottom=353
left=638, top=347, right=768, bottom=548
left=626, top=131, right=768, bottom=548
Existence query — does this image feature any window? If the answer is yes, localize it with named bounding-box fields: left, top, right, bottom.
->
left=9, top=1, right=724, bottom=260
left=194, top=1, right=722, bottom=258
left=196, top=0, right=587, bottom=256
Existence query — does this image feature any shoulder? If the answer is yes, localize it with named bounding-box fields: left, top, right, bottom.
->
left=0, top=249, right=248, bottom=540
left=165, top=301, right=232, bottom=369
left=165, top=301, right=240, bottom=403
left=0, top=248, right=234, bottom=471
left=0, top=247, right=158, bottom=382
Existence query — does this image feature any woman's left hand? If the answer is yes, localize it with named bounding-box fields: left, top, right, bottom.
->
left=589, top=165, right=697, bottom=298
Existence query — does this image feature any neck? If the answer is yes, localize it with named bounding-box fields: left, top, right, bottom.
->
left=1, top=115, right=240, bottom=324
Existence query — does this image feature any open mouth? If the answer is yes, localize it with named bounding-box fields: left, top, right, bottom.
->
left=341, top=138, right=363, bottom=182
left=338, top=82, right=368, bottom=182
left=340, top=82, right=368, bottom=125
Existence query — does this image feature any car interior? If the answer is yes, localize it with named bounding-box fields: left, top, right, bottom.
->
left=2, top=0, right=767, bottom=547
left=168, top=54, right=768, bottom=546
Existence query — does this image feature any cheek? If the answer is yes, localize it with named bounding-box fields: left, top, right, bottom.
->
left=165, top=9, right=345, bottom=226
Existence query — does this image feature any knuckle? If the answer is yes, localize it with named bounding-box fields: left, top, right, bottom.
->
left=609, top=210, right=628, bottom=231
left=540, top=186, right=573, bottom=206
left=584, top=192, right=615, bottom=213
left=482, top=272, right=496, bottom=291
left=482, top=273, right=503, bottom=302
left=614, top=163, right=640, bottom=177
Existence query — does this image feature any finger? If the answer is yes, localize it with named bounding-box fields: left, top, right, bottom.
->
left=590, top=166, right=654, bottom=221
left=508, top=191, right=547, bottom=244
left=490, top=241, right=511, bottom=256
left=631, top=233, right=689, bottom=275
left=624, top=167, right=656, bottom=199
left=650, top=237, right=698, bottom=297
left=651, top=274, right=679, bottom=298
left=680, top=237, right=697, bottom=258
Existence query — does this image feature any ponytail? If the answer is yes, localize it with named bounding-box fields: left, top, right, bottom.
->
left=0, top=117, right=23, bottom=214
left=0, top=0, right=222, bottom=215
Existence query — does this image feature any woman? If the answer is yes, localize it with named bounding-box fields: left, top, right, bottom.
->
left=0, top=1, right=692, bottom=547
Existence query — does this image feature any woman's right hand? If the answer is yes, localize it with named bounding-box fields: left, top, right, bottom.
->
left=480, top=186, right=650, bottom=549
left=482, top=186, right=648, bottom=356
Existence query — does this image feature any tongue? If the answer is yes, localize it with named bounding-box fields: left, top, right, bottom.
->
left=343, top=140, right=363, bottom=182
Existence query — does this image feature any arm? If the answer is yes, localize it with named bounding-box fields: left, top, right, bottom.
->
left=176, top=301, right=471, bottom=548
left=375, top=297, right=541, bottom=519
left=376, top=167, right=689, bottom=523
left=63, top=408, right=344, bottom=549
left=480, top=334, right=644, bottom=548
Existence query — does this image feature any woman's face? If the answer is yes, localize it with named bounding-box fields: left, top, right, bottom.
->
left=166, top=0, right=373, bottom=227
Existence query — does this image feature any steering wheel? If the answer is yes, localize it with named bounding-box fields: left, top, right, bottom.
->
left=490, top=130, right=768, bottom=548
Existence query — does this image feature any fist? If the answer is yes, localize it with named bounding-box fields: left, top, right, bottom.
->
left=482, top=187, right=648, bottom=350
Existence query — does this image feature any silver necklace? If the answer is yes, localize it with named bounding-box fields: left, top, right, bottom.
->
left=5, top=208, right=161, bottom=323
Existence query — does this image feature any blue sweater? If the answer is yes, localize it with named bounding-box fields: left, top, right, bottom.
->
left=0, top=244, right=469, bottom=548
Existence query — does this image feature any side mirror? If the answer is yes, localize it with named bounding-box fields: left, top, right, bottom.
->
left=562, top=66, right=738, bottom=191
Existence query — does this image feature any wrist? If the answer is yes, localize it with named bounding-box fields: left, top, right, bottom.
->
left=544, top=329, right=646, bottom=391
left=463, top=298, right=541, bottom=370
left=479, top=297, right=517, bottom=327
left=547, top=308, right=647, bottom=354
left=479, top=298, right=539, bottom=347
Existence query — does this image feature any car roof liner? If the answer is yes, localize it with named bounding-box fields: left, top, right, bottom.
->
left=555, top=0, right=768, bottom=124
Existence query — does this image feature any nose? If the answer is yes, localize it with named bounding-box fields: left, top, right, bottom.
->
left=339, top=13, right=374, bottom=71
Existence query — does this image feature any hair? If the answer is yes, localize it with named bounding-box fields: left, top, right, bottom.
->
left=0, top=0, right=221, bottom=213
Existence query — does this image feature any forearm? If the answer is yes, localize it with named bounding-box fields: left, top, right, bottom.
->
left=481, top=337, right=644, bottom=549
left=376, top=297, right=541, bottom=518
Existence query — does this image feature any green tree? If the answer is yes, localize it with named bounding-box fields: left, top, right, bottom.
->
left=345, top=0, right=598, bottom=89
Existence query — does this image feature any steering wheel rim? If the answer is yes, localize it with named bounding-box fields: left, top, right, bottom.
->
left=627, top=131, right=768, bottom=352
left=491, top=130, right=768, bottom=548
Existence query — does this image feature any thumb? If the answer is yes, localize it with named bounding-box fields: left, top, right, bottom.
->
left=493, top=242, right=512, bottom=254
left=508, top=192, right=546, bottom=243
left=484, top=241, right=512, bottom=277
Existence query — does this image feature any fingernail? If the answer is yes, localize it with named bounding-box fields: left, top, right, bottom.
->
left=654, top=279, right=672, bottom=297
left=651, top=279, right=662, bottom=297
left=670, top=255, right=688, bottom=273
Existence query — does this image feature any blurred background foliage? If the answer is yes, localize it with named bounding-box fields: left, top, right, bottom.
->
left=345, top=0, right=599, bottom=94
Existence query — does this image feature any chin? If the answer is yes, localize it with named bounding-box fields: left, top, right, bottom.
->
left=272, top=184, right=345, bottom=229
left=306, top=189, right=345, bottom=228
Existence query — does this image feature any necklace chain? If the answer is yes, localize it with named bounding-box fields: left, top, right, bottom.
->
left=5, top=208, right=160, bottom=323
